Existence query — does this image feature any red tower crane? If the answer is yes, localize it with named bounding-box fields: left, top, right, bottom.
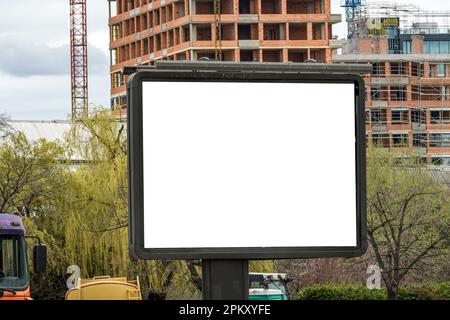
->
left=70, top=0, right=88, bottom=120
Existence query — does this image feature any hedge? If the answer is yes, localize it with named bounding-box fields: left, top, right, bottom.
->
left=292, top=283, right=450, bottom=300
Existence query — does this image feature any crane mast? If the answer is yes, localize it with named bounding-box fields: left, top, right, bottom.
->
left=70, top=0, right=88, bottom=120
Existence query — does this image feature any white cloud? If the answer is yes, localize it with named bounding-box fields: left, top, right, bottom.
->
left=0, top=0, right=110, bottom=120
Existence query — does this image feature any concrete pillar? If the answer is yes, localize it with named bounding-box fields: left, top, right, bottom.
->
left=258, top=22, right=264, bottom=41
left=324, top=0, right=330, bottom=15
left=211, top=22, right=216, bottom=41
left=282, top=48, right=288, bottom=62
left=233, top=0, right=239, bottom=15
left=307, top=22, right=312, bottom=41
left=325, top=48, right=332, bottom=63
left=286, top=22, right=290, bottom=40
left=189, top=0, right=195, bottom=15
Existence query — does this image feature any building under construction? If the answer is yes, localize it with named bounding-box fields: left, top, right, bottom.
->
left=335, top=1, right=450, bottom=167
left=108, top=0, right=342, bottom=113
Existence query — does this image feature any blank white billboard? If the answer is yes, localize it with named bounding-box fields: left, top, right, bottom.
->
left=142, top=81, right=357, bottom=249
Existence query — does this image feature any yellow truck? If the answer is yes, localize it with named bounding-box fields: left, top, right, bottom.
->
left=65, top=276, right=141, bottom=300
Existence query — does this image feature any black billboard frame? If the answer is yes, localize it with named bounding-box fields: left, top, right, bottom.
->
left=127, top=70, right=367, bottom=260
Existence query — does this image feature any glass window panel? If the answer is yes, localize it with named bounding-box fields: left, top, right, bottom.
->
left=438, top=64, right=445, bottom=77
left=431, top=41, right=440, bottom=54
left=440, top=41, right=449, bottom=54
left=424, top=41, right=430, bottom=54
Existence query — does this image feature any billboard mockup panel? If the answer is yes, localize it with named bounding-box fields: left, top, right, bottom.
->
left=128, top=71, right=367, bottom=260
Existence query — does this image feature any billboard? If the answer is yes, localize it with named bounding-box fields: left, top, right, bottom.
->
left=366, top=17, right=400, bottom=36
left=127, top=71, right=367, bottom=260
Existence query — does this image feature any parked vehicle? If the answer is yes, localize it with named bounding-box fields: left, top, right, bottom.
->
left=0, top=214, right=47, bottom=300
left=249, top=272, right=292, bottom=300
left=65, top=276, right=142, bottom=300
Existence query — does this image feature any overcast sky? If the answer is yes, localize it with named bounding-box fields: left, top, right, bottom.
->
left=0, top=0, right=449, bottom=120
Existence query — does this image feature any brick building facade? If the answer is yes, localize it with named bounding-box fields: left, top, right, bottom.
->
left=108, top=0, right=341, bottom=112
left=335, top=36, right=450, bottom=167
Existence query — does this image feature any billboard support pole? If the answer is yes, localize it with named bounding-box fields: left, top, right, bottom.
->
left=202, top=259, right=249, bottom=300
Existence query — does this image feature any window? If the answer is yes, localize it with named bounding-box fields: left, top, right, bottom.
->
left=196, top=25, right=212, bottom=41
left=438, top=64, right=445, bottom=77
left=372, top=133, right=390, bottom=148
left=411, top=108, right=426, bottom=124
left=111, top=48, right=119, bottom=65
left=111, top=24, right=120, bottom=41
left=111, top=72, right=123, bottom=89
left=411, top=62, right=423, bottom=77
left=430, top=110, right=450, bottom=124
left=261, top=0, right=281, bottom=14
left=264, top=24, right=285, bottom=40
left=431, top=41, right=440, bottom=54
left=371, top=63, right=385, bottom=75
left=391, top=109, right=409, bottom=124
left=392, top=133, right=409, bottom=148
left=431, top=157, right=450, bottom=166
left=429, top=133, right=450, bottom=147
left=390, top=86, right=406, bottom=101
left=402, top=41, right=411, bottom=54
left=424, top=41, right=450, bottom=54
left=413, top=133, right=427, bottom=147
left=391, top=62, right=403, bottom=74
left=0, top=236, right=27, bottom=290
left=371, top=108, right=387, bottom=124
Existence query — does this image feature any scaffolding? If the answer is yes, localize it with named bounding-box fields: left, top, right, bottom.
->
left=214, top=0, right=222, bottom=61
left=349, top=2, right=450, bottom=37
left=366, top=57, right=450, bottom=165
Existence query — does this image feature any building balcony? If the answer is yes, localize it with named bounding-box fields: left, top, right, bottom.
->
left=371, top=76, right=410, bottom=86
left=238, top=40, right=260, bottom=49
left=330, top=14, right=342, bottom=24
left=329, top=39, right=343, bottom=49
left=238, top=14, right=259, bottom=23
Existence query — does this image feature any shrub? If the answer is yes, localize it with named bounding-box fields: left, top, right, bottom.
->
left=397, top=283, right=450, bottom=300
left=293, top=283, right=450, bottom=300
left=294, top=284, right=386, bottom=300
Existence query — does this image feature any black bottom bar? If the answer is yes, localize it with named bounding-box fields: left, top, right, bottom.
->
left=202, top=259, right=249, bottom=300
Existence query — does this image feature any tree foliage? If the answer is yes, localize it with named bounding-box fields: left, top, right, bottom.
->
left=366, top=147, right=449, bottom=299
left=2, top=109, right=447, bottom=300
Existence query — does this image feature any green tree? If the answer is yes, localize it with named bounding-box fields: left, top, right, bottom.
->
left=0, top=129, right=70, bottom=299
left=0, top=131, right=68, bottom=218
left=366, top=147, right=449, bottom=299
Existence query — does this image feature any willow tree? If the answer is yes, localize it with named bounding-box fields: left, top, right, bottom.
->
left=366, top=147, right=449, bottom=300
left=60, top=110, right=189, bottom=298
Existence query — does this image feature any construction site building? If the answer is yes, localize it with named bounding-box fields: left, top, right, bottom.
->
left=334, top=2, right=450, bottom=167
left=108, top=0, right=342, bottom=114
